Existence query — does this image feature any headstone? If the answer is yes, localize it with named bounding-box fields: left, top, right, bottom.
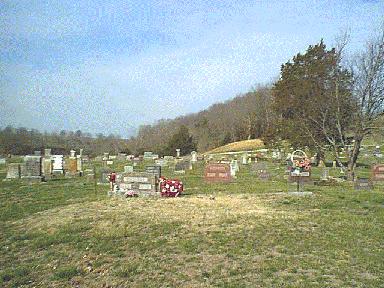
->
left=373, top=146, right=383, bottom=158
left=99, top=168, right=112, bottom=184
left=67, top=157, right=77, bottom=175
left=143, top=152, right=154, bottom=160
left=145, top=165, right=161, bottom=178
left=117, top=153, right=127, bottom=161
left=52, top=155, right=64, bottom=174
left=259, top=171, right=271, bottom=181
left=332, top=160, right=337, bottom=168
left=251, top=162, right=267, bottom=174
left=103, top=152, right=109, bottom=161
left=271, top=150, right=281, bottom=160
left=42, top=158, right=53, bottom=179
left=70, top=150, right=76, bottom=158
left=191, top=151, right=197, bottom=162
left=76, top=155, right=83, bottom=173
left=321, top=168, right=329, bottom=180
left=230, top=160, right=239, bottom=177
left=204, top=163, right=232, bottom=182
left=44, top=149, right=51, bottom=157
left=117, top=172, right=158, bottom=196
left=79, top=148, right=84, bottom=157
left=21, top=155, right=42, bottom=181
left=164, top=155, right=174, bottom=161
left=155, top=159, right=167, bottom=167
left=0, top=158, right=6, bottom=165
left=174, top=161, right=189, bottom=174
left=106, top=160, right=113, bottom=165
left=124, top=165, right=134, bottom=173
left=242, top=153, right=248, bottom=165
left=354, top=178, right=373, bottom=190
left=6, top=163, right=20, bottom=179
left=176, top=149, right=181, bottom=158
left=109, top=155, right=117, bottom=160
left=372, top=164, right=384, bottom=181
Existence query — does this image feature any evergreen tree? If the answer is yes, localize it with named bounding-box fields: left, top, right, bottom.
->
left=162, top=125, right=196, bottom=156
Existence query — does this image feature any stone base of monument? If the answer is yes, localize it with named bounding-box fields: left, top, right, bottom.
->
left=21, top=176, right=43, bottom=183
left=65, top=172, right=81, bottom=178
left=287, top=191, right=313, bottom=196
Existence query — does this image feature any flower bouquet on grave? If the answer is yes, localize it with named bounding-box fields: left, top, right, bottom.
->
left=159, top=176, right=184, bottom=197
left=290, top=150, right=311, bottom=176
left=125, top=190, right=138, bottom=197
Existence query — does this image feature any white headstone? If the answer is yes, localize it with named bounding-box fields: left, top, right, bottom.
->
left=191, top=151, right=197, bottom=162
left=52, top=155, right=64, bottom=173
left=124, top=165, right=134, bottom=173
left=176, top=149, right=181, bottom=158
left=242, top=153, right=248, bottom=165
left=230, top=161, right=237, bottom=177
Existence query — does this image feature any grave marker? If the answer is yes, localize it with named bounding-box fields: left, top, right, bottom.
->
left=21, top=155, right=42, bottom=182
left=124, top=165, right=134, bottom=173
left=174, top=161, right=189, bottom=174
left=6, top=163, right=20, bottom=179
left=117, top=172, right=157, bottom=196
left=372, top=164, right=384, bottom=181
left=52, top=155, right=64, bottom=174
left=204, top=163, right=232, bottom=182
left=354, top=178, right=373, bottom=190
left=145, top=165, right=161, bottom=178
left=191, top=151, right=197, bottom=162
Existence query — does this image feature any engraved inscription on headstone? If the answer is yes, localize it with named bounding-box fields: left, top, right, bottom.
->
left=145, top=165, right=161, bottom=178
left=124, top=165, right=134, bottom=173
left=21, top=155, right=42, bottom=181
left=52, top=155, right=64, bottom=174
left=117, top=172, right=157, bottom=196
left=372, top=164, right=384, bottom=181
left=6, top=163, right=20, bottom=179
left=354, top=178, right=373, bottom=190
left=204, top=164, right=232, bottom=182
left=174, top=161, right=189, bottom=173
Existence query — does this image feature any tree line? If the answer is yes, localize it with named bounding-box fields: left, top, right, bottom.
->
left=0, top=127, right=131, bottom=156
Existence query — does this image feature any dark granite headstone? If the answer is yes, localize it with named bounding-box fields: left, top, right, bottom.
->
left=354, top=178, right=373, bottom=190
left=145, top=165, right=161, bottom=178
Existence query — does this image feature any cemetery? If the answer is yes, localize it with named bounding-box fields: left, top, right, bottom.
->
left=0, top=143, right=383, bottom=287
left=2, top=4, right=384, bottom=286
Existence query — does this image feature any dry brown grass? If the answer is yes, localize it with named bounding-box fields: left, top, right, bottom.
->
left=206, top=139, right=264, bottom=154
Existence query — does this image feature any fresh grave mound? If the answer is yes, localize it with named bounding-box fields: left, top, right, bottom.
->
left=206, top=139, right=265, bottom=154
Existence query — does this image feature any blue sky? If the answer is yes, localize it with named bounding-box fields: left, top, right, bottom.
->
left=1, top=0, right=383, bottom=137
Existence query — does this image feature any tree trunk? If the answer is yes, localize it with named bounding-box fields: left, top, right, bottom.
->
left=347, top=135, right=363, bottom=181
left=316, top=149, right=324, bottom=166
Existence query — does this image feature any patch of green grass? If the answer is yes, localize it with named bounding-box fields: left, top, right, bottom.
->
left=52, top=266, right=82, bottom=281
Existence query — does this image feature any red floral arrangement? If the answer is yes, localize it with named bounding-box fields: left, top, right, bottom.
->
left=159, top=177, right=184, bottom=197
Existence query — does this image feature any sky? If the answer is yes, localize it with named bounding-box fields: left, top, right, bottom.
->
left=1, top=0, right=383, bottom=138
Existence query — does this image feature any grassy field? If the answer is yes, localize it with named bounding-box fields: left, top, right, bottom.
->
left=0, top=161, right=383, bottom=287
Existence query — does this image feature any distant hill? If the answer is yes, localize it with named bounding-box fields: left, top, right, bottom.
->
left=128, top=85, right=273, bottom=154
